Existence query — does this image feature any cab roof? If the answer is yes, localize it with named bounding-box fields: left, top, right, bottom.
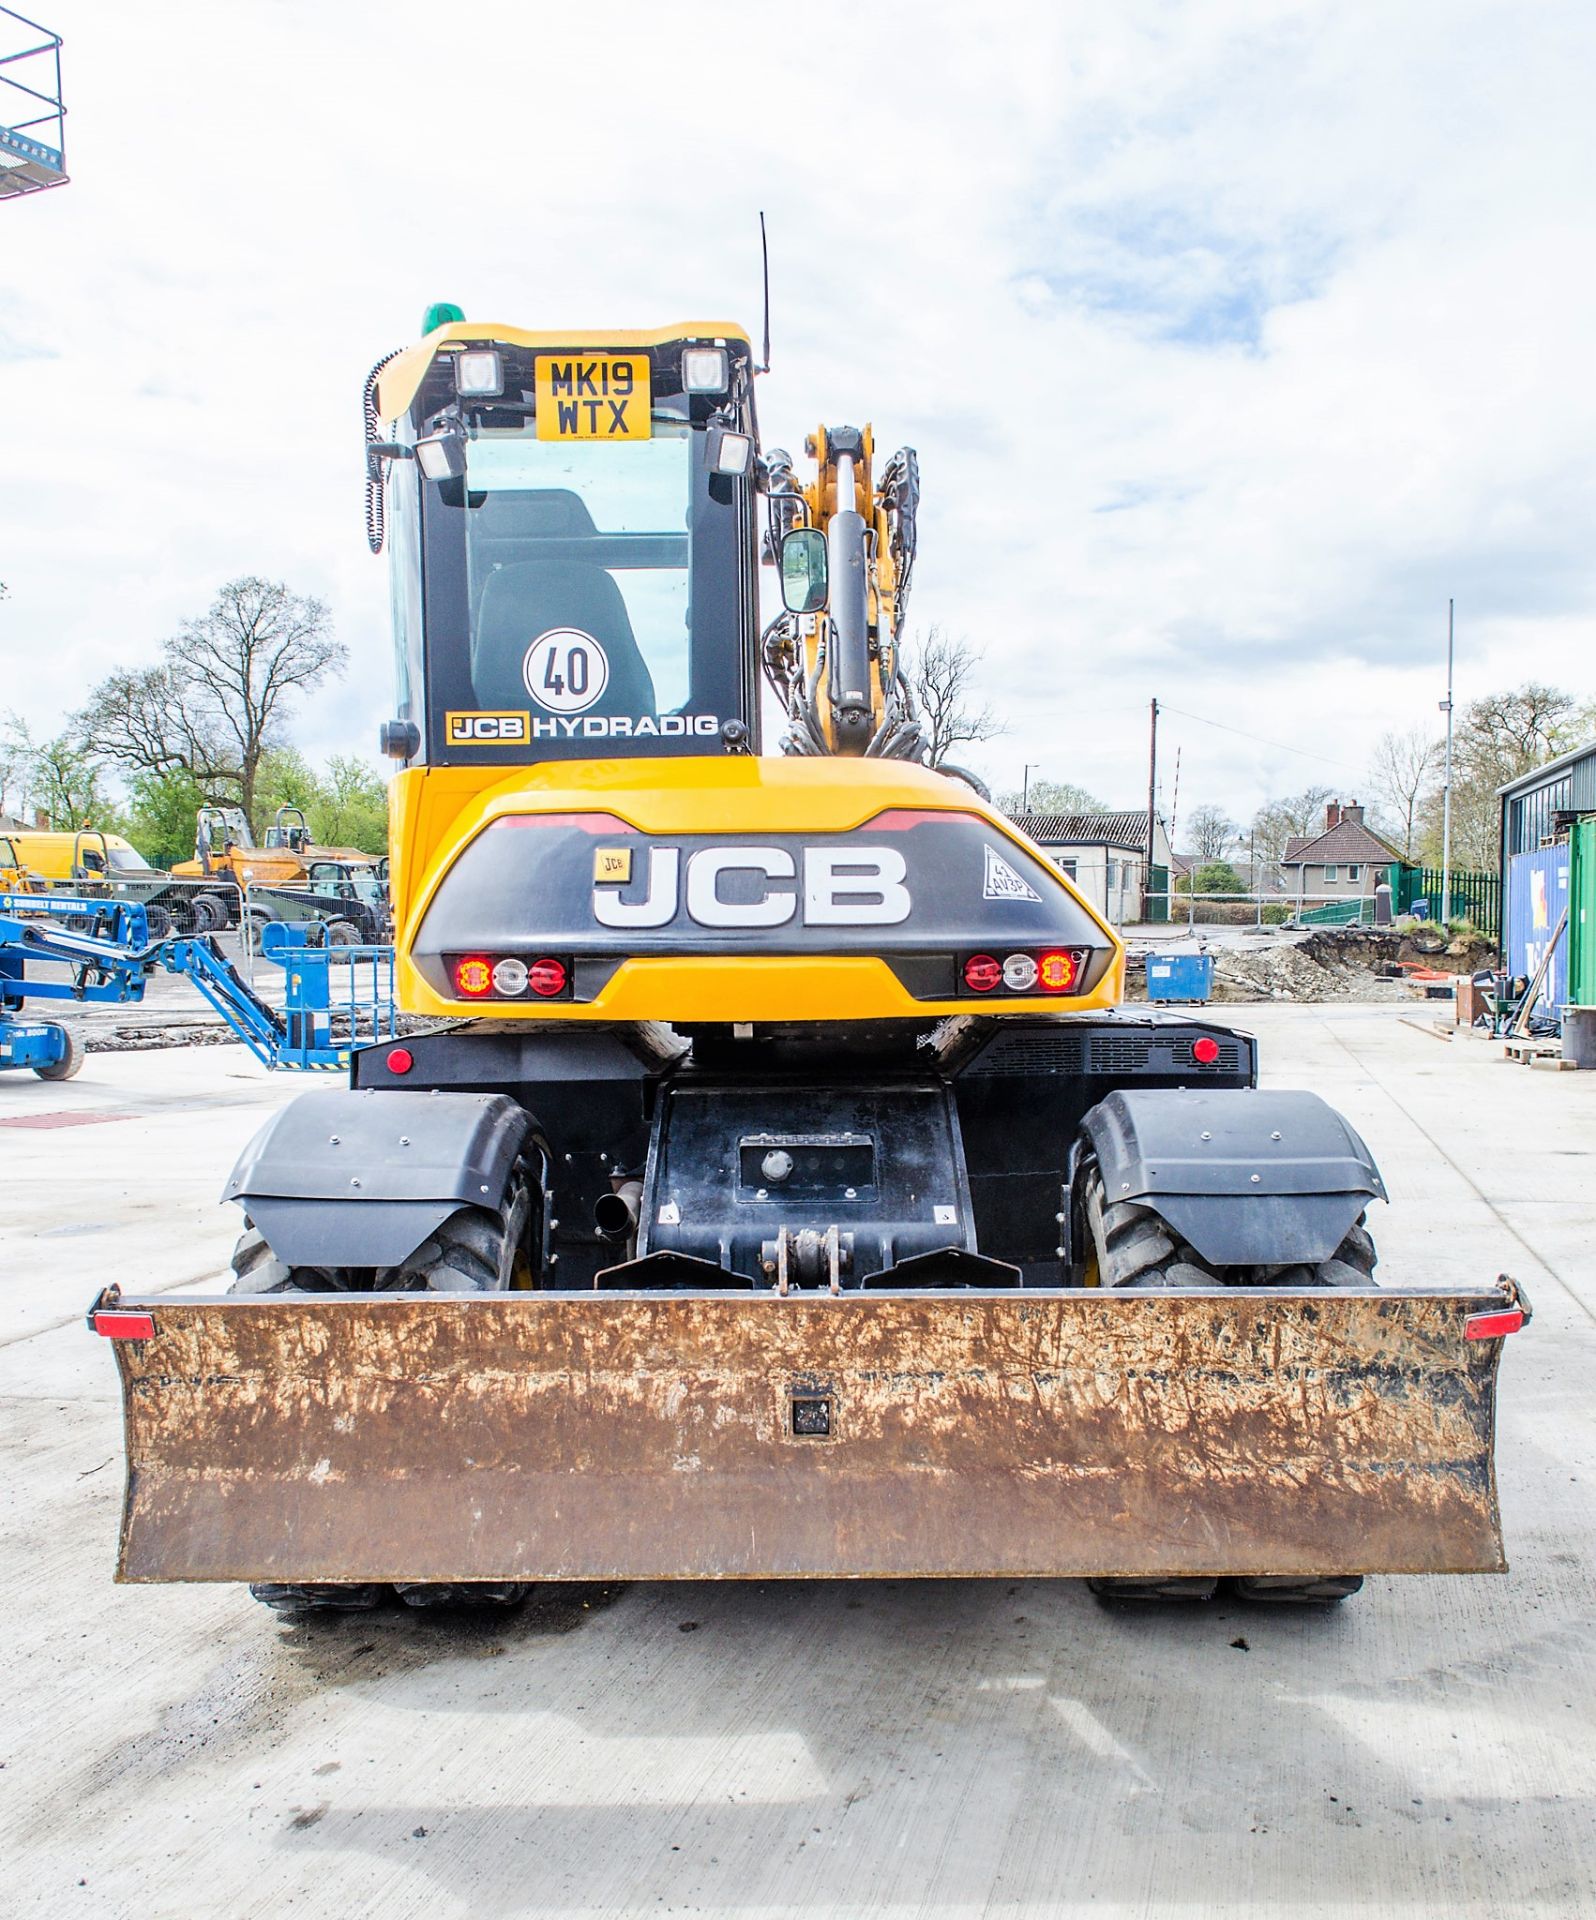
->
left=376, top=320, right=752, bottom=423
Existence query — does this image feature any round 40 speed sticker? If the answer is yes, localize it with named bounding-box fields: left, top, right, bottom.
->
left=523, top=628, right=609, bottom=714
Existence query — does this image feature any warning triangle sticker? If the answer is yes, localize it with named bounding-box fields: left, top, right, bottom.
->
left=983, top=845, right=1042, bottom=903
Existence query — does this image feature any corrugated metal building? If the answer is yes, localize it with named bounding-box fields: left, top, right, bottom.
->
left=1497, top=738, right=1596, bottom=1013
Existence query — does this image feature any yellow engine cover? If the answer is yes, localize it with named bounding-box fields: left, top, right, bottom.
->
left=391, top=756, right=1125, bottom=1024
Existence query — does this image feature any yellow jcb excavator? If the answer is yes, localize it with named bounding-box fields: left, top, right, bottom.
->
left=89, top=312, right=1527, bottom=1617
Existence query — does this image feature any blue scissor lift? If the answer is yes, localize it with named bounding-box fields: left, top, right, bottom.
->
left=0, top=6, right=66, bottom=201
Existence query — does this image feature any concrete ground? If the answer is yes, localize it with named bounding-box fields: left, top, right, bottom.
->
left=2, top=1005, right=1593, bottom=1918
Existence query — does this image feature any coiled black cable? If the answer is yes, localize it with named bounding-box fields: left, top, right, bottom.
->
left=362, top=348, right=405, bottom=554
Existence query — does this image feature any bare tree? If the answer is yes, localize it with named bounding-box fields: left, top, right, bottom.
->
left=77, top=577, right=346, bottom=825
left=1416, top=682, right=1585, bottom=868
left=1365, top=728, right=1441, bottom=861
left=1183, top=803, right=1235, bottom=861
left=995, top=776, right=1105, bottom=817
left=905, top=626, right=1004, bottom=769
left=2, top=713, right=118, bottom=829
left=1250, top=785, right=1335, bottom=859
left=77, top=664, right=238, bottom=794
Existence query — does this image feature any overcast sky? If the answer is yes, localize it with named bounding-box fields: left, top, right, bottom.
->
left=3, top=0, right=1593, bottom=834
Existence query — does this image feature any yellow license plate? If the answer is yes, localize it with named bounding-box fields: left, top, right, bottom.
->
left=535, top=354, right=651, bottom=440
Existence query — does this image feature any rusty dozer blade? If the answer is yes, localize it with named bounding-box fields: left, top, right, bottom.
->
left=92, top=1280, right=1526, bottom=1584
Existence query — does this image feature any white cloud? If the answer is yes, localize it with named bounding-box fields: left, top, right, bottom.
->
left=2, top=0, right=1592, bottom=834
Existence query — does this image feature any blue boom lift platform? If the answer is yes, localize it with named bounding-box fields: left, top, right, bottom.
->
left=1, top=895, right=395, bottom=1077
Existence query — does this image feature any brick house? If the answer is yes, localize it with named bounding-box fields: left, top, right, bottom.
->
left=1280, top=801, right=1400, bottom=904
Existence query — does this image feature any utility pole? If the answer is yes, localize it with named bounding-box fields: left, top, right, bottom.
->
left=1146, top=697, right=1159, bottom=918
left=1440, top=599, right=1455, bottom=924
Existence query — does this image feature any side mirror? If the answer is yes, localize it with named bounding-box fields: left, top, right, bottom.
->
left=780, top=527, right=829, bottom=614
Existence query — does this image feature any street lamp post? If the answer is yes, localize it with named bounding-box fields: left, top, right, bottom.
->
left=1440, top=599, right=1455, bottom=926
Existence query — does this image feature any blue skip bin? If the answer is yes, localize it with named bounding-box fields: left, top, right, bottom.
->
left=1146, top=952, right=1214, bottom=1003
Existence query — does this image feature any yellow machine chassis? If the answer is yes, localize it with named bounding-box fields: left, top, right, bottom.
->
left=390, top=756, right=1125, bottom=1024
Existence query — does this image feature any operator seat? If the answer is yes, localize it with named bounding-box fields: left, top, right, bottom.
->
left=469, top=490, right=658, bottom=719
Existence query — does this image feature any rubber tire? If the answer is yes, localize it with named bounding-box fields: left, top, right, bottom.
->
left=394, top=1583, right=531, bottom=1609
left=1078, top=1168, right=1375, bottom=1607
left=1081, top=1169, right=1379, bottom=1294
left=322, top=917, right=360, bottom=963
left=143, top=903, right=173, bottom=941
left=249, top=1583, right=385, bottom=1616
left=229, top=1202, right=531, bottom=1614
left=1230, top=1575, right=1364, bottom=1605
left=1088, top=1578, right=1219, bottom=1604
left=193, top=892, right=229, bottom=933
left=167, top=894, right=199, bottom=935
left=34, top=1026, right=84, bottom=1081
left=375, top=1202, right=531, bottom=1293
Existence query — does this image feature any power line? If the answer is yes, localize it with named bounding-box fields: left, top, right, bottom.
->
left=1157, top=703, right=1364, bottom=775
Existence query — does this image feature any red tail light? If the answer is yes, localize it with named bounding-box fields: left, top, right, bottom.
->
left=1037, top=949, right=1080, bottom=993
left=453, top=956, right=493, bottom=997
left=528, top=957, right=568, bottom=997
left=1192, top=1036, right=1221, bottom=1065
left=963, top=954, right=1002, bottom=993
left=386, top=1046, right=414, bottom=1074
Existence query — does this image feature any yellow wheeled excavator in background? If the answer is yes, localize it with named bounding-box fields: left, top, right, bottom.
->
left=90, top=310, right=1527, bottom=1617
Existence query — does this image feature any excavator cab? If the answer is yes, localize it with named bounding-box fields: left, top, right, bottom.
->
left=370, top=328, right=762, bottom=771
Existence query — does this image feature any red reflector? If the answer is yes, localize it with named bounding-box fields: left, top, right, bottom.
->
left=1037, top=948, right=1079, bottom=993
left=1465, top=1308, right=1525, bottom=1341
left=861, top=808, right=971, bottom=831
left=963, top=953, right=1002, bottom=993
left=528, top=956, right=568, bottom=997
left=454, top=955, right=493, bottom=997
left=386, top=1046, right=414, bottom=1075
left=1192, top=1036, right=1221, bottom=1065
left=93, top=1311, right=155, bottom=1341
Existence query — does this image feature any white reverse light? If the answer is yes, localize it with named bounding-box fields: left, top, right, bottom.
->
left=682, top=346, right=729, bottom=393
left=454, top=349, right=504, bottom=397
left=1002, top=952, right=1039, bottom=992
left=492, top=956, right=529, bottom=995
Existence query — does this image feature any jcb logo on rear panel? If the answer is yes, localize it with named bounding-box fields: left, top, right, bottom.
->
left=446, top=711, right=531, bottom=745
left=594, top=845, right=912, bottom=929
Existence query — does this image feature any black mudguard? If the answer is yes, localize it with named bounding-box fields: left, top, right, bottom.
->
left=225, top=1087, right=531, bottom=1268
left=1078, top=1087, right=1386, bottom=1266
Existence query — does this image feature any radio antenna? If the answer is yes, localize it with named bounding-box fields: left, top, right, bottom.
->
left=758, top=210, right=772, bottom=373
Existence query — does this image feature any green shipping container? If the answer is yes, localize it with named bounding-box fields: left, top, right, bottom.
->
left=1572, top=818, right=1596, bottom=1008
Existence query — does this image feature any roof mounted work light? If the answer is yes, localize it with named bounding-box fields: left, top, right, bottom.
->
left=682, top=346, right=729, bottom=393
left=454, top=349, right=504, bottom=397
left=415, top=419, right=468, bottom=480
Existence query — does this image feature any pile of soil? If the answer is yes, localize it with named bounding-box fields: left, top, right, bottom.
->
left=1205, top=927, right=1497, bottom=1004
left=1208, top=944, right=1415, bottom=1004
left=1301, top=926, right=1498, bottom=974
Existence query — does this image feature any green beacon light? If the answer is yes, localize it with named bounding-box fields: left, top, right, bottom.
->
left=420, top=301, right=466, bottom=335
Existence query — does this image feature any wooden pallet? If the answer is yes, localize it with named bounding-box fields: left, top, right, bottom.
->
left=1503, top=1034, right=1563, bottom=1065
